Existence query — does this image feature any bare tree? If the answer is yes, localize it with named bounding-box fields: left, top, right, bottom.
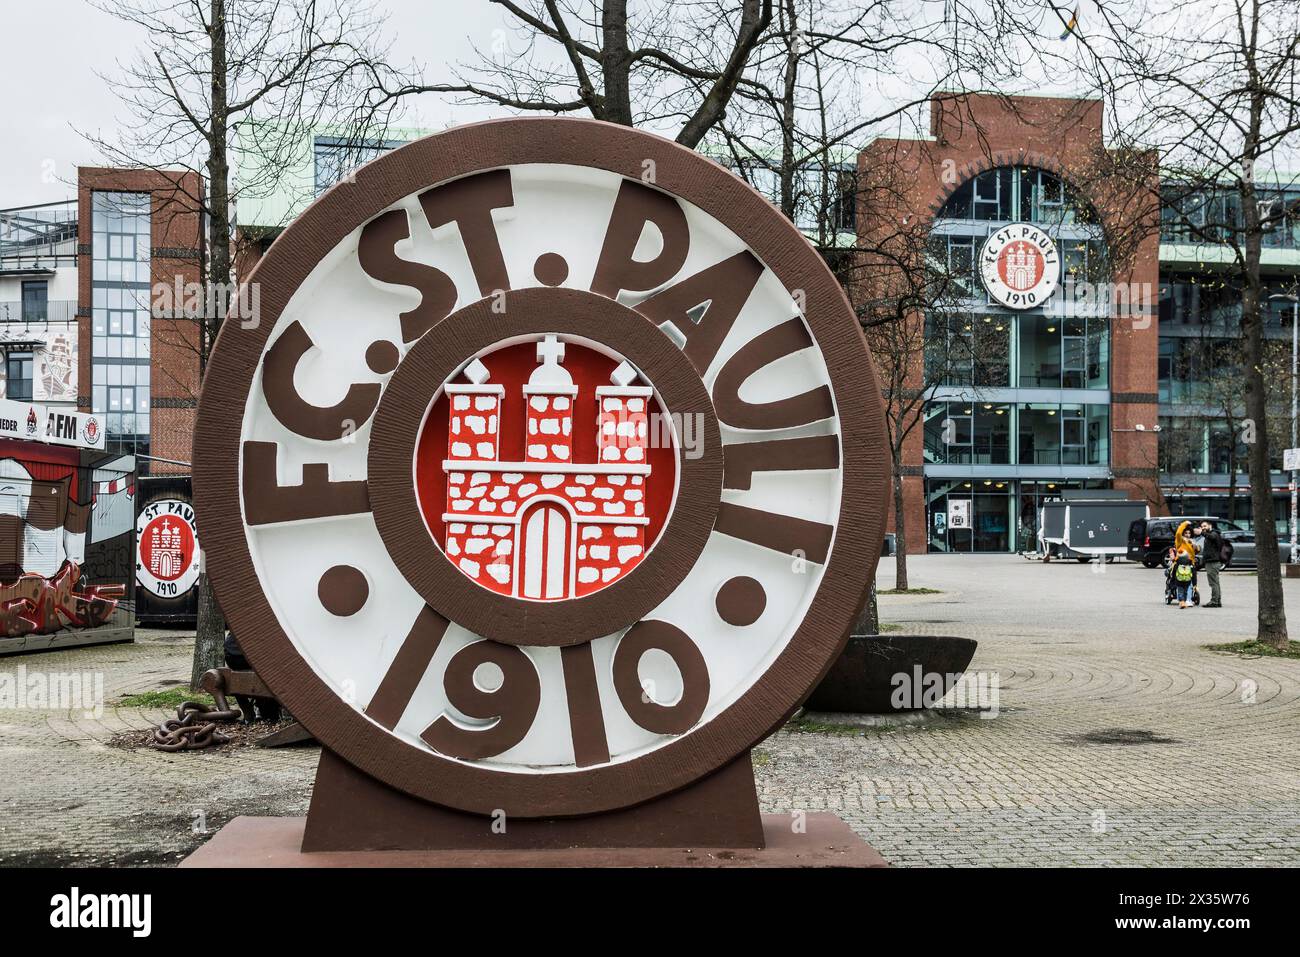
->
left=1166, top=312, right=1292, bottom=523
left=710, top=0, right=1034, bottom=224
left=88, top=0, right=409, bottom=686
left=1081, top=0, right=1300, bottom=649
left=702, top=0, right=1041, bottom=593
left=852, top=157, right=997, bottom=590
left=367, top=0, right=774, bottom=147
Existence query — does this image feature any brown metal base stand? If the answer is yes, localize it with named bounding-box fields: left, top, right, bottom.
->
left=181, top=749, right=888, bottom=868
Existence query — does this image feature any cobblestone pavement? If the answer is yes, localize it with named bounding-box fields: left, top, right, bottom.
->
left=1, top=555, right=1298, bottom=866
left=756, top=555, right=1300, bottom=866
left=0, top=631, right=317, bottom=867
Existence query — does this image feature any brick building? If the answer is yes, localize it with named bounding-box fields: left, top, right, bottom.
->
left=2, top=170, right=202, bottom=476
left=76, top=168, right=203, bottom=475
left=227, top=107, right=1300, bottom=554
left=858, top=93, right=1164, bottom=553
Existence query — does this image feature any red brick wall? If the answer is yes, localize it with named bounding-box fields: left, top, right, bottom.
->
left=857, top=94, right=1163, bottom=552
left=77, top=167, right=203, bottom=474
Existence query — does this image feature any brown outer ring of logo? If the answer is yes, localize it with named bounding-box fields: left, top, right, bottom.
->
left=194, top=117, right=889, bottom=818
left=367, top=287, right=722, bottom=647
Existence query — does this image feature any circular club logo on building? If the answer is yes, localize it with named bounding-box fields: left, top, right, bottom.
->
left=194, top=119, right=888, bottom=818
left=82, top=415, right=100, bottom=445
left=136, top=500, right=200, bottom=598
left=980, top=223, right=1060, bottom=308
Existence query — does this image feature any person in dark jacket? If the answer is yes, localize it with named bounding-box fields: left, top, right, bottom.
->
left=1199, top=521, right=1225, bottom=608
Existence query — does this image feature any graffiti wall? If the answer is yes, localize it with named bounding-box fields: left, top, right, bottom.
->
left=0, top=438, right=134, bottom=654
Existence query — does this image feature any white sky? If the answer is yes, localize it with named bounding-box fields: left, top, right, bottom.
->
left=0, top=0, right=509, bottom=207
left=0, top=0, right=1183, bottom=209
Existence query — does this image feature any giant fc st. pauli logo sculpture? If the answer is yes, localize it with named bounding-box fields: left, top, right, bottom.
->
left=194, top=118, right=889, bottom=860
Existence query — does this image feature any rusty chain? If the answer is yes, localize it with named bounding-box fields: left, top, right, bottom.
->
left=149, top=686, right=241, bottom=752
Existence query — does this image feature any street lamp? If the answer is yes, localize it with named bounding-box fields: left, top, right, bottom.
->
left=1267, top=291, right=1298, bottom=565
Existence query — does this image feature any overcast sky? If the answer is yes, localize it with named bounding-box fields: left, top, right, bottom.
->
left=0, top=0, right=513, bottom=207
left=0, top=0, right=1124, bottom=209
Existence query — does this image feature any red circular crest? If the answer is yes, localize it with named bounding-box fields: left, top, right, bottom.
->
left=139, top=513, right=196, bottom=582
left=996, top=240, right=1046, bottom=292
left=416, top=336, right=677, bottom=601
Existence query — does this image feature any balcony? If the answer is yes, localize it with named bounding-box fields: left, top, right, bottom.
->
left=0, top=200, right=78, bottom=272
left=0, top=299, right=77, bottom=326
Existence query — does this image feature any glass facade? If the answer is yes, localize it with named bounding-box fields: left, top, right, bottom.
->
left=1155, top=181, right=1299, bottom=528
left=90, top=191, right=152, bottom=461
left=924, top=401, right=1012, bottom=465
left=925, top=401, right=1109, bottom=467
left=925, top=313, right=1012, bottom=387
left=926, top=477, right=1115, bottom=553
left=921, top=167, right=1113, bottom=551
left=1160, top=185, right=1300, bottom=248
left=1160, top=274, right=1300, bottom=332
left=937, top=167, right=1098, bottom=226
left=735, top=162, right=858, bottom=235
left=313, top=136, right=407, bottom=195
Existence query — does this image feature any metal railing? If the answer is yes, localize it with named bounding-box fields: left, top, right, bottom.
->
left=0, top=300, right=78, bottom=324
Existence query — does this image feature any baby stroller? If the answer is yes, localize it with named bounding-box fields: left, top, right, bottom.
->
left=1164, top=549, right=1200, bottom=606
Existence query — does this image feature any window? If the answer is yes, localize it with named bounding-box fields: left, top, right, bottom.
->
left=92, top=191, right=150, bottom=283
left=1160, top=186, right=1300, bottom=248
left=947, top=235, right=976, bottom=297
left=925, top=479, right=1014, bottom=553
left=91, top=192, right=152, bottom=442
left=1013, top=313, right=1108, bottom=389
left=1062, top=317, right=1088, bottom=388
left=314, top=136, right=408, bottom=195
left=939, top=167, right=1096, bottom=226
left=21, top=281, right=47, bottom=323
left=827, top=166, right=857, bottom=232
left=972, top=169, right=1010, bottom=220
left=1018, top=404, right=1106, bottom=466
left=724, top=160, right=858, bottom=236
left=925, top=402, right=972, bottom=463
left=1159, top=416, right=1207, bottom=473
left=924, top=401, right=1013, bottom=465
left=6, top=352, right=33, bottom=401
left=925, top=312, right=1011, bottom=388
left=1087, top=405, right=1110, bottom=465
left=1061, top=406, right=1086, bottom=464
left=1032, top=169, right=1064, bottom=218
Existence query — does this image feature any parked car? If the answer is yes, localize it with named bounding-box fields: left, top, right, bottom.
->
left=1219, top=527, right=1294, bottom=568
left=1127, top=516, right=1243, bottom=569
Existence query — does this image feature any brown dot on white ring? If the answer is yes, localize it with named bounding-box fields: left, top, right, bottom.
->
left=366, top=340, right=400, bottom=374
left=319, top=565, right=369, bottom=617
left=533, top=252, right=569, bottom=287
left=715, top=576, right=766, bottom=626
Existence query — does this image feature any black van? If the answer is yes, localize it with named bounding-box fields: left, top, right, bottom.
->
left=1127, top=516, right=1241, bottom=568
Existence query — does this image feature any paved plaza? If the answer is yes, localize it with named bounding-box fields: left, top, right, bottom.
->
left=1, top=555, right=1298, bottom=866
